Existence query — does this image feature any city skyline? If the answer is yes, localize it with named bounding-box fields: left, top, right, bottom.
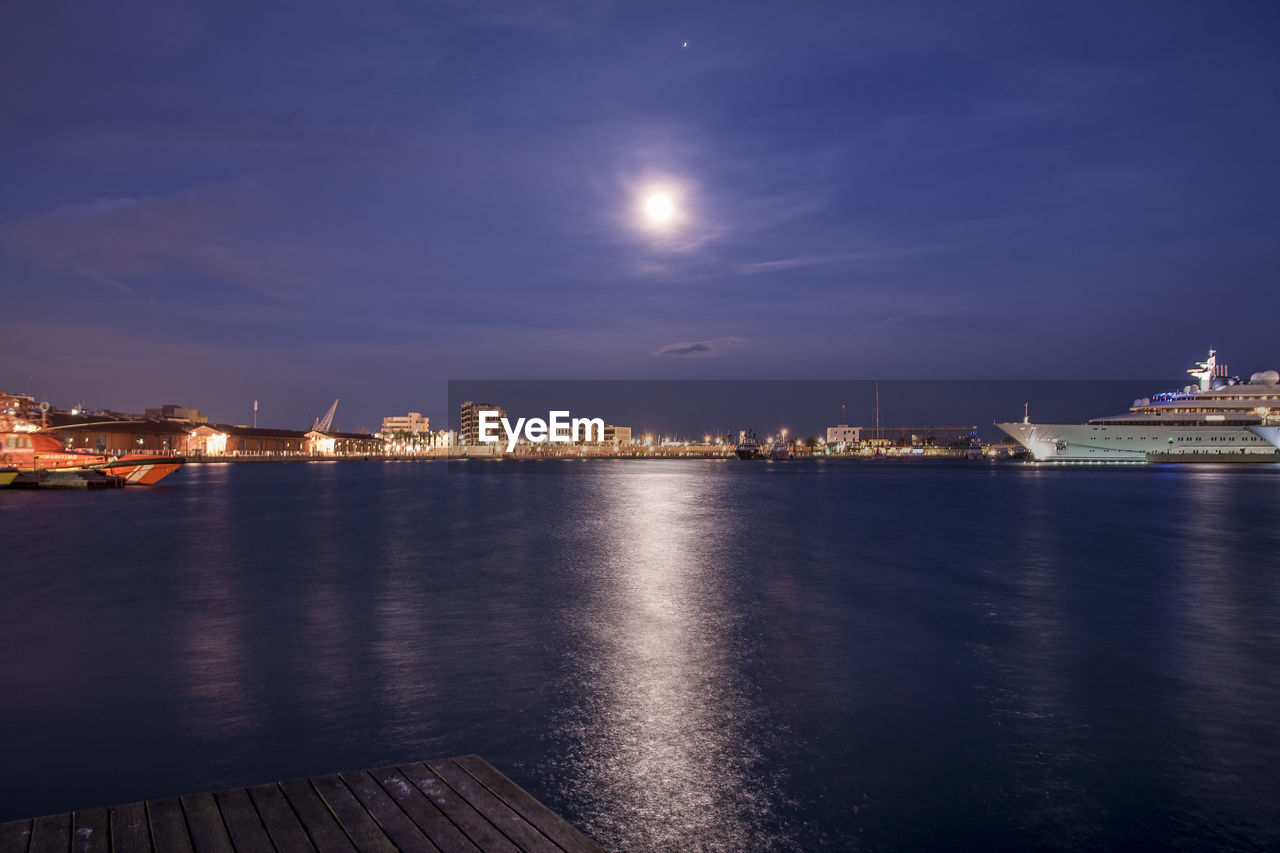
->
left=3, top=1, right=1278, bottom=430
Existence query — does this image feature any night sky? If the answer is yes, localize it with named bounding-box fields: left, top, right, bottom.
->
left=2, top=1, right=1277, bottom=432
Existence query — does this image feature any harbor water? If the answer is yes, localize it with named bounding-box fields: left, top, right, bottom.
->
left=2, top=460, right=1278, bottom=850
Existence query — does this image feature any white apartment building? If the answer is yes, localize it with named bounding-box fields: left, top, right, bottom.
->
left=381, top=412, right=430, bottom=435
left=826, top=424, right=862, bottom=445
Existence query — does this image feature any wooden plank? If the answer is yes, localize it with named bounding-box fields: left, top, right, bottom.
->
left=178, top=794, right=233, bottom=853
left=26, top=813, right=70, bottom=853
left=427, top=759, right=556, bottom=853
left=308, top=775, right=397, bottom=853
left=370, top=767, right=479, bottom=853
left=398, top=763, right=519, bottom=853
left=452, top=755, right=605, bottom=853
left=246, top=784, right=316, bottom=852
left=0, top=818, right=32, bottom=853
left=108, top=802, right=151, bottom=853
left=210, top=788, right=273, bottom=853
left=147, top=798, right=192, bottom=853
left=2, top=756, right=601, bottom=853
left=277, top=778, right=357, bottom=853
left=71, top=808, right=109, bottom=853
left=338, top=771, right=439, bottom=853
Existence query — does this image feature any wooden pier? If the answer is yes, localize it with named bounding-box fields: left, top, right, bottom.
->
left=0, top=755, right=605, bottom=853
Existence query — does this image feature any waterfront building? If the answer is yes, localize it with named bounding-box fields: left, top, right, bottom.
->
left=32, top=406, right=381, bottom=459
left=189, top=424, right=227, bottom=455
left=826, top=424, right=861, bottom=445
left=380, top=412, right=432, bottom=455
left=381, top=412, right=430, bottom=435
left=306, top=429, right=382, bottom=456
left=603, top=425, right=632, bottom=446
left=191, top=425, right=308, bottom=456
left=1, top=391, right=36, bottom=417
left=430, top=429, right=456, bottom=448
left=46, top=415, right=190, bottom=455
left=459, top=401, right=507, bottom=446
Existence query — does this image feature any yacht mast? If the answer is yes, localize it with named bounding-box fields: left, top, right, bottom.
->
left=874, top=383, right=880, bottom=440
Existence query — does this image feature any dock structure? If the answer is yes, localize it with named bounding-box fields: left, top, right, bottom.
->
left=0, top=755, right=604, bottom=853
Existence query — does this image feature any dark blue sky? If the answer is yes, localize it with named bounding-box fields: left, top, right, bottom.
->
left=2, top=1, right=1277, bottom=431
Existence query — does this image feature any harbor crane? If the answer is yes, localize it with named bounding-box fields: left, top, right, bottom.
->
left=313, top=398, right=339, bottom=433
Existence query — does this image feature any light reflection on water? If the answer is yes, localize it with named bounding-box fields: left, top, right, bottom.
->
left=1, top=461, right=1279, bottom=850
left=175, top=463, right=260, bottom=760
left=548, top=467, right=785, bottom=850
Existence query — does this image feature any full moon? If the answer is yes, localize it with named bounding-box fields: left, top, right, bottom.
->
left=645, top=193, right=674, bottom=222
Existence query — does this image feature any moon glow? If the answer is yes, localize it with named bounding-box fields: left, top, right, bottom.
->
left=645, top=193, right=674, bottom=222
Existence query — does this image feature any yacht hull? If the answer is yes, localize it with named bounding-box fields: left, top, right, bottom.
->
left=997, top=421, right=1274, bottom=462
left=1249, top=426, right=1280, bottom=450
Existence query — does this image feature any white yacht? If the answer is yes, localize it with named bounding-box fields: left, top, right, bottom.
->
left=997, top=350, right=1280, bottom=462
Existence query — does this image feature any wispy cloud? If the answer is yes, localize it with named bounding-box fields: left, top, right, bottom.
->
left=733, top=252, right=878, bottom=275
left=734, top=243, right=961, bottom=275
left=652, top=337, right=744, bottom=357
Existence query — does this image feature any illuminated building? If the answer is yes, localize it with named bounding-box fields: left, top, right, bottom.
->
left=826, top=424, right=861, bottom=444
left=603, top=425, right=632, bottom=446
left=381, top=412, right=430, bottom=435
left=459, top=401, right=507, bottom=446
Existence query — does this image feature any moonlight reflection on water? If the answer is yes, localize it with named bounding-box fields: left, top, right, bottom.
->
left=1, top=461, right=1278, bottom=850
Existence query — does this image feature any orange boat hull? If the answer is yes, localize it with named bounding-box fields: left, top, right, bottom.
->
left=100, top=456, right=185, bottom=485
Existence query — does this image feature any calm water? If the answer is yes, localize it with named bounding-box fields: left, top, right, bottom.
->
left=2, top=460, right=1279, bottom=850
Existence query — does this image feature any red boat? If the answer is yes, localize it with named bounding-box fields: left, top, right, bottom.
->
left=1, top=428, right=184, bottom=485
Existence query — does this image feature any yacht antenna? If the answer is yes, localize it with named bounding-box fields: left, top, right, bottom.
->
left=1188, top=348, right=1218, bottom=392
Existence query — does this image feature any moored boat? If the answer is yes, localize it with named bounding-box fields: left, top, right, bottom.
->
left=736, top=429, right=763, bottom=460
left=1, top=419, right=184, bottom=485
left=997, top=350, right=1280, bottom=462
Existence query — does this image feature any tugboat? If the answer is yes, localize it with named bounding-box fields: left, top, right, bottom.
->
left=735, top=429, right=763, bottom=460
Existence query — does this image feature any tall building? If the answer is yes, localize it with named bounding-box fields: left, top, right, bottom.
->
left=381, top=412, right=430, bottom=435
left=459, top=401, right=507, bottom=446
